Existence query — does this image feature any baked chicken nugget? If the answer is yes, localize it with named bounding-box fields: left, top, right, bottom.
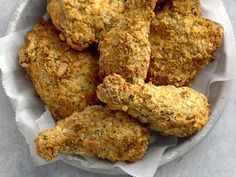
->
left=47, top=0, right=126, bottom=51
left=97, top=74, right=210, bottom=137
left=35, top=105, right=150, bottom=162
left=19, top=19, right=99, bottom=120
left=99, top=0, right=157, bottom=82
left=148, top=0, right=224, bottom=86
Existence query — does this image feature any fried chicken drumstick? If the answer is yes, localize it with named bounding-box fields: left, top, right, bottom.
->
left=97, top=74, right=210, bottom=137
left=99, top=0, right=157, bottom=82
left=35, top=105, right=150, bottom=162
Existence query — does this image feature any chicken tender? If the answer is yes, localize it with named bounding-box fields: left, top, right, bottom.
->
left=99, top=0, right=157, bottom=82
left=47, top=0, right=126, bottom=51
left=19, top=19, right=99, bottom=120
left=148, top=0, right=224, bottom=86
left=97, top=74, right=210, bottom=137
left=35, top=105, right=150, bottom=162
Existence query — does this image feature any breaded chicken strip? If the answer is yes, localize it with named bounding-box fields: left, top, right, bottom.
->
left=35, top=105, right=150, bottom=162
left=148, top=0, right=224, bottom=86
left=99, top=0, right=157, bottom=82
left=47, top=0, right=126, bottom=51
left=97, top=74, right=210, bottom=137
left=19, top=19, right=99, bottom=120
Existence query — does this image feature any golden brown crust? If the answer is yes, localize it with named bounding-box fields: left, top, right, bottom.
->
left=148, top=0, right=224, bottom=86
left=19, top=19, right=99, bottom=120
left=47, top=0, right=126, bottom=51
left=35, top=105, right=150, bottom=162
left=97, top=74, right=211, bottom=137
left=98, top=0, right=157, bottom=82
left=155, top=0, right=202, bottom=17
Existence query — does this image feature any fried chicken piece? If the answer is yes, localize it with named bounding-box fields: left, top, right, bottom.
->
left=97, top=74, right=210, bottom=137
left=35, top=105, right=150, bottom=162
left=148, top=0, right=224, bottom=86
left=99, top=0, right=157, bottom=82
left=47, top=0, right=126, bottom=51
left=19, top=19, right=99, bottom=120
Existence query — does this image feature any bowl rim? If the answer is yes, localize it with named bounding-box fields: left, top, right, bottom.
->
left=6, top=0, right=233, bottom=175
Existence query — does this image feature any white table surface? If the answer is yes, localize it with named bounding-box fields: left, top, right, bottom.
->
left=0, top=0, right=236, bottom=177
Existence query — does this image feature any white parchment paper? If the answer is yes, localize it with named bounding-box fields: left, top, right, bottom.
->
left=0, top=0, right=235, bottom=177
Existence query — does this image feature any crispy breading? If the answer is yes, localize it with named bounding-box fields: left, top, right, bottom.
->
left=19, top=19, right=99, bottom=120
left=155, top=0, right=202, bottom=17
left=35, top=105, right=150, bottom=162
left=99, top=0, right=157, bottom=82
left=148, top=0, right=224, bottom=86
left=47, top=0, right=126, bottom=51
left=97, top=74, right=211, bottom=137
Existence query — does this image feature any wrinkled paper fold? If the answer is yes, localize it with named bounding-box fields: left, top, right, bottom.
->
left=0, top=0, right=235, bottom=177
